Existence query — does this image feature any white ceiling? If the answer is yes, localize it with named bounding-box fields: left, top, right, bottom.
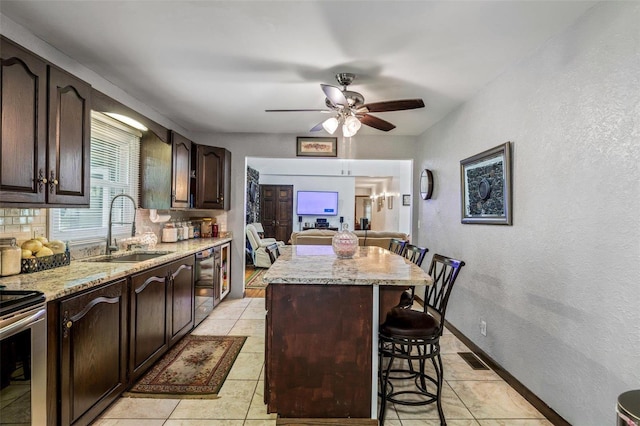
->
left=1, top=1, right=595, bottom=136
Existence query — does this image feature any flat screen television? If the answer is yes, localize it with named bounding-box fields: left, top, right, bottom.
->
left=296, top=191, right=338, bottom=216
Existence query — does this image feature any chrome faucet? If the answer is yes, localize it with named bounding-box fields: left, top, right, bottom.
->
left=106, top=194, right=137, bottom=255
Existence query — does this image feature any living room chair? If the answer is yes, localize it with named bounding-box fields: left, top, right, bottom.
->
left=378, top=254, right=465, bottom=426
left=246, top=224, right=284, bottom=268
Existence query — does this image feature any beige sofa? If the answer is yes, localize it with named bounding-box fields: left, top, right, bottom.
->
left=289, top=229, right=409, bottom=249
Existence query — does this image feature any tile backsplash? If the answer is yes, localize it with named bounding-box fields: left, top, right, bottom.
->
left=0, top=208, right=47, bottom=242
left=0, top=207, right=227, bottom=260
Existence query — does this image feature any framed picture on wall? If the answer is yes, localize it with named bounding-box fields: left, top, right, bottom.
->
left=402, top=194, right=411, bottom=206
left=460, top=141, right=512, bottom=225
left=296, top=137, right=338, bottom=157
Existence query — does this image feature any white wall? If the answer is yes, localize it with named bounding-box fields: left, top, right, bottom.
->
left=259, top=175, right=355, bottom=231
left=414, top=3, right=640, bottom=425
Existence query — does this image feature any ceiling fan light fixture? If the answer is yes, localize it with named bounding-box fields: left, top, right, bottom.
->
left=342, top=115, right=361, bottom=137
left=322, top=116, right=340, bottom=134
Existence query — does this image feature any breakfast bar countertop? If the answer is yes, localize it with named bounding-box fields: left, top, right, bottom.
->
left=263, top=245, right=432, bottom=286
left=0, top=237, right=232, bottom=302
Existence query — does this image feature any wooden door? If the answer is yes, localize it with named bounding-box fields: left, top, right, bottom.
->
left=168, top=257, right=195, bottom=346
left=260, top=185, right=293, bottom=243
left=0, top=37, right=47, bottom=204
left=195, top=145, right=230, bottom=210
left=129, top=265, right=169, bottom=380
left=47, top=66, right=91, bottom=206
left=59, top=279, right=127, bottom=426
left=171, top=131, right=191, bottom=208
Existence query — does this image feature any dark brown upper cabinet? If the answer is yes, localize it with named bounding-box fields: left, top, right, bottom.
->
left=139, top=130, right=193, bottom=210
left=0, top=37, right=90, bottom=207
left=192, top=144, right=231, bottom=210
left=171, top=131, right=191, bottom=208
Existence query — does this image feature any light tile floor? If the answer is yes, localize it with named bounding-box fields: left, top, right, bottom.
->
left=94, top=296, right=552, bottom=426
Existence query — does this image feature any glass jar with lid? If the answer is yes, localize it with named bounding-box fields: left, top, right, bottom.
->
left=162, top=223, right=178, bottom=243
left=332, top=224, right=359, bottom=259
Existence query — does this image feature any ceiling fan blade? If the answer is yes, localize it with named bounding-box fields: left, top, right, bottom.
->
left=321, top=84, right=349, bottom=108
left=359, top=99, right=425, bottom=113
left=359, top=114, right=396, bottom=132
left=310, top=121, right=325, bottom=132
left=265, top=109, right=333, bottom=113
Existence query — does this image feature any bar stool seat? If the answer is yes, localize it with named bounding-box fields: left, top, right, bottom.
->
left=380, top=308, right=438, bottom=338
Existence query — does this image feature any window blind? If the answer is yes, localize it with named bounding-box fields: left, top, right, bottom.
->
left=50, top=112, right=141, bottom=243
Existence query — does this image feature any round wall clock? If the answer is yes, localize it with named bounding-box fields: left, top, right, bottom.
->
left=420, top=169, right=434, bottom=200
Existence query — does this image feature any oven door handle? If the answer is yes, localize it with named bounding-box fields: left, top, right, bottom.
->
left=0, top=308, right=46, bottom=339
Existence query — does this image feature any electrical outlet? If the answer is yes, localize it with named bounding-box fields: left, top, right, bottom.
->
left=417, top=220, right=421, bottom=229
left=480, top=320, right=487, bottom=336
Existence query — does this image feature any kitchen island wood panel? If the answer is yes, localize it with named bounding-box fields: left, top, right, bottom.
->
left=266, top=284, right=373, bottom=418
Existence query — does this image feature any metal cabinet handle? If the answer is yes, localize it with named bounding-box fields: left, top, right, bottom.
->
left=37, top=169, right=47, bottom=192
left=49, top=171, right=58, bottom=193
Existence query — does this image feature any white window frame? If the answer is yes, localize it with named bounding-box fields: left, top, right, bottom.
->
left=50, top=111, right=141, bottom=245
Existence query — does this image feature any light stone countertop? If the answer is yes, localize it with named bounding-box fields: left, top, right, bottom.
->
left=263, top=245, right=432, bottom=286
left=0, top=237, right=232, bottom=301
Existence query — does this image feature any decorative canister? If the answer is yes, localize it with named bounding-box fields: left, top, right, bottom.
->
left=332, top=224, right=359, bottom=259
left=162, top=223, right=178, bottom=243
left=201, top=218, right=213, bottom=238
left=0, top=237, right=22, bottom=276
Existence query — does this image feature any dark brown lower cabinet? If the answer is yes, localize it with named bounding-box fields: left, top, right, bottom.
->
left=48, top=255, right=196, bottom=425
left=58, top=278, right=128, bottom=426
left=130, top=256, right=194, bottom=380
left=130, top=263, right=170, bottom=380
left=169, top=259, right=195, bottom=346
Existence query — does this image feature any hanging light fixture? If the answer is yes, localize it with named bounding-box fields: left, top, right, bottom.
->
left=342, top=115, right=361, bottom=137
left=322, top=116, right=340, bottom=134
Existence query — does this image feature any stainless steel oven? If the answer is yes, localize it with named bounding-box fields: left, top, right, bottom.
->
left=194, top=247, right=220, bottom=326
left=0, top=290, right=46, bottom=425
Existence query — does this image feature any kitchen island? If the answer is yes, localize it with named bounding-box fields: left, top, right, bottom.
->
left=263, top=245, right=432, bottom=420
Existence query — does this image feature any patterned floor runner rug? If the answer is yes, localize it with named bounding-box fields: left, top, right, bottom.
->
left=245, top=267, right=268, bottom=288
left=125, top=335, right=246, bottom=399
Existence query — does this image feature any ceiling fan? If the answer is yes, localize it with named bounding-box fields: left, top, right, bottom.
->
left=265, top=73, right=425, bottom=137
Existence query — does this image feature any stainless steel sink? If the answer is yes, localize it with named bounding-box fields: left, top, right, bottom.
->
left=83, top=251, right=174, bottom=263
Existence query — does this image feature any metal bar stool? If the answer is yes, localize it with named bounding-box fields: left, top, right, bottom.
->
left=378, top=254, right=465, bottom=426
left=265, top=242, right=281, bottom=265
left=396, top=244, right=429, bottom=309
left=388, top=238, right=407, bottom=255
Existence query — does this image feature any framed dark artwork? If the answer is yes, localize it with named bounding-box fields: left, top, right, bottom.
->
left=296, top=137, right=338, bottom=157
left=460, top=142, right=512, bottom=225
left=402, top=194, right=411, bottom=206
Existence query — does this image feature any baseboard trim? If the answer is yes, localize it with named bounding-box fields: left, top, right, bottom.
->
left=444, top=320, right=570, bottom=426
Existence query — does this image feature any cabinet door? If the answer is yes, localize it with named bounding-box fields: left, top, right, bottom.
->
left=59, top=279, right=128, bottom=426
left=130, top=265, right=169, bottom=380
left=168, top=256, right=195, bottom=346
left=0, top=37, right=47, bottom=204
left=171, top=132, right=191, bottom=208
left=47, top=66, right=91, bottom=206
left=195, top=145, right=230, bottom=210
